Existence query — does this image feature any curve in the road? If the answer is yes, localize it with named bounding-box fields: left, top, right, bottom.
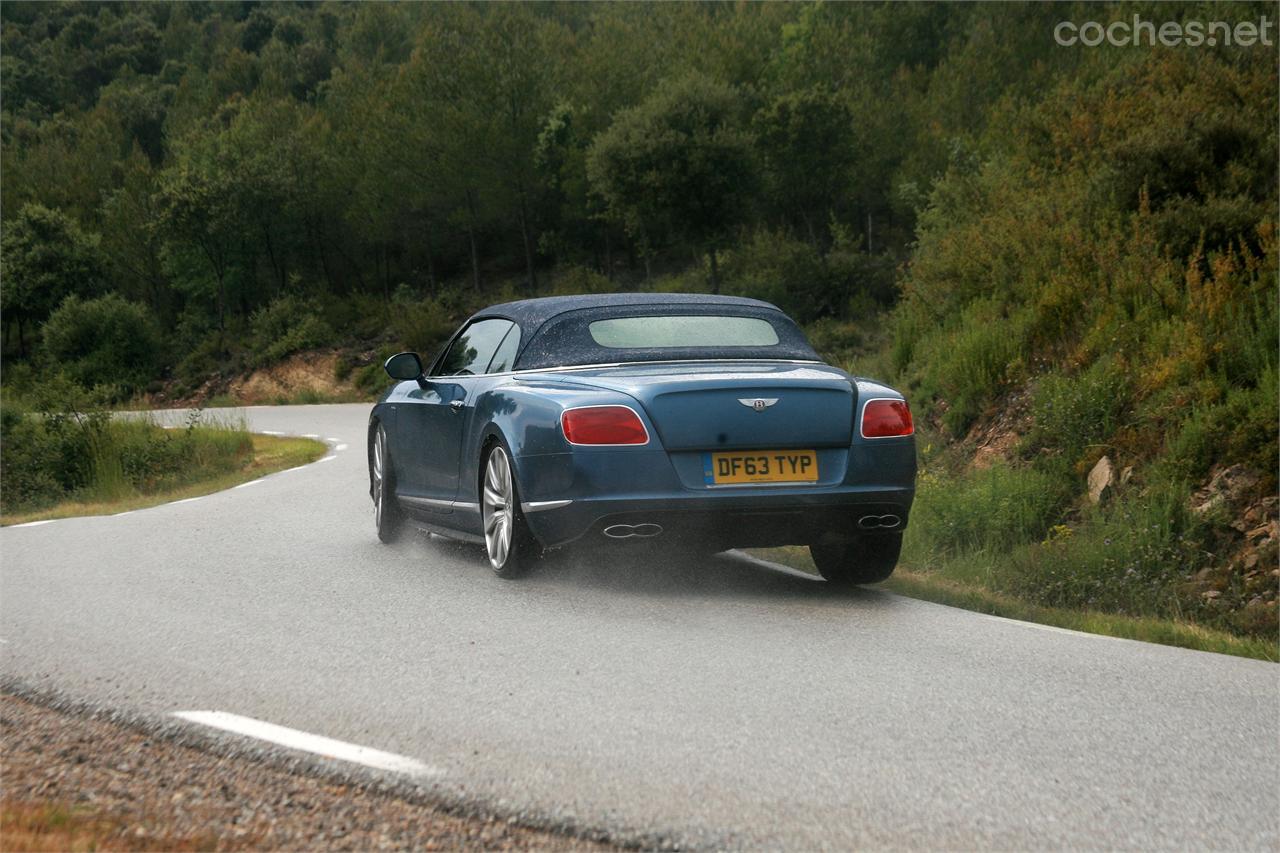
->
left=3, top=403, right=1277, bottom=850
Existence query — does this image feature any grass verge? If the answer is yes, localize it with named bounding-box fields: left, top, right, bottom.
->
left=0, top=434, right=326, bottom=526
left=748, top=546, right=1279, bottom=663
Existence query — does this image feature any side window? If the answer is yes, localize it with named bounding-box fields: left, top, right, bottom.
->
left=437, top=319, right=513, bottom=376
left=486, top=325, right=521, bottom=373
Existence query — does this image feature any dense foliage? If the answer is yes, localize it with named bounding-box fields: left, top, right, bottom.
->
left=3, top=0, right=1112, bottom=386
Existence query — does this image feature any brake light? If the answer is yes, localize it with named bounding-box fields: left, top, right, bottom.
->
left=861, top=399, right=913, bottom=438
left=561, top=406, right=649, bottom=445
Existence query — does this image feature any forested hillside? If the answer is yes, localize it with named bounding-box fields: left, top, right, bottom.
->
left=2, top=2, right=1275, bottom=644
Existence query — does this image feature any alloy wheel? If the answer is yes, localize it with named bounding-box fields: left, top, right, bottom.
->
left=483, top=446, right=515, bottom=569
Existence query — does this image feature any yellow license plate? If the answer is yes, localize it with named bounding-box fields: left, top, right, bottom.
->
left=703, top=450, right=818, bottom=485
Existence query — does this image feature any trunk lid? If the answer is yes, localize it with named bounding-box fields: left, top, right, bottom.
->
left=543, top=361, right=855, bottom=450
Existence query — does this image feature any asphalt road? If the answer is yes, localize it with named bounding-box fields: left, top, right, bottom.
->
left=3, top=404, right=1277, bottom=849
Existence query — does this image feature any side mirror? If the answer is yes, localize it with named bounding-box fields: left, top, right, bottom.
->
left=384, top=352, right=425, bottom=382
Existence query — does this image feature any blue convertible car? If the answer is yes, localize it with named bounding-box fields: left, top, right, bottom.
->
left=368, top=293, right=915, bottom=585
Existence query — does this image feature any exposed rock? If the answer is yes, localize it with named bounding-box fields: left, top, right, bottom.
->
left=1192, top=464, right=1262, bottom=517
left=1246, top=521, right=1277, bottom=544
left=1087, top=456, right=1115, bottom=505
left=1120, top=465, right=1134, bottom=485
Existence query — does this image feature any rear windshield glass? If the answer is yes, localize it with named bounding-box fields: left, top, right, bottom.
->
left=515, top=305, right=819, bottom=370
left=589, top=316, right=780, bottom=349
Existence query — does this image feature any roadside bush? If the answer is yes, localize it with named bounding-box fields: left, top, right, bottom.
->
left=249, top=295, right=334, bottom=366
left=41, top=294, right=163, bottom=395
left=1005, top=480, right=1203, bottom=619
left=0, top=401, right=254, bottom=514
left=1027, top=357, right=1129, bottom=469
left=905, top=462, right=1069, bottom=560
left=388, top=297, right=453, bottom=357
left=907, top=299, right=1030, bottom=436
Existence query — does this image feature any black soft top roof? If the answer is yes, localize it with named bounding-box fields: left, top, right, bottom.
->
left=465, top=292, right=818, bottom=370
left=471, top=292, right=780, bottom=335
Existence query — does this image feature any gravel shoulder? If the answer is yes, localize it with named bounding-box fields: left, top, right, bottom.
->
left=0, top=693, right=608, bottom=851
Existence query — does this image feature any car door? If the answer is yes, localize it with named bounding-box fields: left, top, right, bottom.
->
left=397, top=318, right=515, bottom=504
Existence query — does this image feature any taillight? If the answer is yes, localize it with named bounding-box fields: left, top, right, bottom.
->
left=861, top=398, right=913, bottom=438
left=561, top=406, right=649, bottom=445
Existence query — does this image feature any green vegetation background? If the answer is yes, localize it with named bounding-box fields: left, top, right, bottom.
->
left=2, top=2, right=1276, bottom=644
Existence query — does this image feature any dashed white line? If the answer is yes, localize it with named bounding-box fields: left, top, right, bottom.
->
left=172, top=497, right=205, bottom=505
left=326, top=437, right=342, bottom=443
left=9, top=519, right=56, bottom=528
left=335, top=443, right=349, bottom=452
left=261, top=430, right=284, bottom=436
left=234, top=480, right=263, bottom=489
left=172, top=711, right=442, bottom=776
left=303, top=433, right=320, bottom=439
left=318, top=455, right=336, bottom=463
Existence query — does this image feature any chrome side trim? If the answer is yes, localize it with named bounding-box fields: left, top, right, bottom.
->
left=398, top=496, right=481, bottom=514
left=426, top=358, right=825, bottom=381
left=522, top=499, right=573, bottom=513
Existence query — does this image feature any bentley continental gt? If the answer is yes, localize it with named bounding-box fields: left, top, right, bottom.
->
left=368, top=293, right=916, bottom=585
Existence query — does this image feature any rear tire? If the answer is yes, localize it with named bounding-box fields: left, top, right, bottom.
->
left=810, top=533, right=902, bottom=587
left=481, top=443, right=539, bottom=578
left=372, top=425, right=402, bottom=544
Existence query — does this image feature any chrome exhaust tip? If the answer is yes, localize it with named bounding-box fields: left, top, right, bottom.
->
left=603, top=523, right=664, bottom=539
left=858, top=514, right=901, bottom=530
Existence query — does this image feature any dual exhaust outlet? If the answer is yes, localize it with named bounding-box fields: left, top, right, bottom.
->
left=858, top=514, right=901, bottom=530
left=603, top=523, right=663, bottom=539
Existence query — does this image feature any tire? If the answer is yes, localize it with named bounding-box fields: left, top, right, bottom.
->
left=810, top=532, right=902, bottom=587
left=371, top=425, right=402, bottom=544
left=480, top=443, right=539, bottom=578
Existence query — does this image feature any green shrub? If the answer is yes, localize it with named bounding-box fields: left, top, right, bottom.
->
left=1005, top=480, right=1203, bottom=618
left=249, top=295, right=335, bottom=366
left=1027, top=357, right=1129, bottom=467
left=0, top=402, right=254, bottom=514
left=40, top=294, right=163, bottom=394
left=908, top=299, right=1030, bottom=436
left=388, top=297, right=454, bottom=357
left=905, top=462, right=1070, bottom=560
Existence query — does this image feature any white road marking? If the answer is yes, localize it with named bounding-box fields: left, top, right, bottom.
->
left=976, top=611, right=1124, bottom=641
left=335, top=444, right=349, bottom=452
left=9, top=520, right=56, bottom=528
left=172, top=497, right=204, bottom=505
left=172, top=711, right=442, bottom=776
left=233, top=480, right=263, bottom=489
left=303, top=433, right=320, bottom=439
left=112, top=510, right=136, bottom=517
left=326, top=437, right=341, bottom=443
left=261, top=430, right=284, bottom=436
left=274, top=466, right=307, bottom=475
left=318, top=455, right=336, bottom=463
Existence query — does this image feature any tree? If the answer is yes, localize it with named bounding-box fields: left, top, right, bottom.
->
left=588, top=73, right=756, bottom=291
left=753, top=87, right=856, bottom=246
left=0, top=204, right=104, bottom=355
left=41, top=293, right=163, bottom=393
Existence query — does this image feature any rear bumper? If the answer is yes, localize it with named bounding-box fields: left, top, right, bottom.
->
left=522, top=485, right=914, bottom=549
left=513, top=438, right=916, bottom=549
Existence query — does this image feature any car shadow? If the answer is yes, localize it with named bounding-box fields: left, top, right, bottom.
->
left=414, top=533, right=897, bottom=608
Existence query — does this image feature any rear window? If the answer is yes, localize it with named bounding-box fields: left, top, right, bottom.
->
left=589, top=316, right=780, bottom=349
left=514, top=304, right=820, bottom=370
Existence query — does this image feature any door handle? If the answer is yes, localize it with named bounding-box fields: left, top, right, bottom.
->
left=449, top=400, right=465, bottom=413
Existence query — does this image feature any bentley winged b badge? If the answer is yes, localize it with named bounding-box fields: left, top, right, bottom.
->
left=738, top=397, right=779, bottom=412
